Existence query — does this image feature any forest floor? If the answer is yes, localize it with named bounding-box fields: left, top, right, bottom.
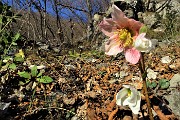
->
left=0, top=41, right=180, bottom=120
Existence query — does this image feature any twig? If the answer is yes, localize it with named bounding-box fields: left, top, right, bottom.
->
left=153, top=106, right=168, bottom=120
left=139, top=53, right=154, bottom=120
left=56, top=2, right=88, bottom=13
left=108, top=108, right=118, bottom=120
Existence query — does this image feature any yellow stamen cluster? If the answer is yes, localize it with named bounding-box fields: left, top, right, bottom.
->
left=117, top=29, right=133, bottom=47
left=127, top=89, right=131, bottom=97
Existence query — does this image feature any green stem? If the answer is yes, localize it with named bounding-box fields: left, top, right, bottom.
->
left=139, top=53, right=154, bottom=120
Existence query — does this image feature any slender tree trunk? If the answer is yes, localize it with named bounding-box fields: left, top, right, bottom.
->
left=44, top=0, right=47, bottom=41
left=86, top=0, right=94, bottom=43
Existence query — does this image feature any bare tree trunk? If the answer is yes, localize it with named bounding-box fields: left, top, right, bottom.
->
left=54, top=0, right=64, bottom=51
left=44, top=0, right=47, bottom=41
left=86, top=0, right=94, bottom=42
left=27, top=0, right=30, bottom=39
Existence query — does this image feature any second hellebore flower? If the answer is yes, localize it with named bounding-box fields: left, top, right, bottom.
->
left=116, top=85, right=141, bottom=114
left=99, top=5, right=152, bottom=64
left=134, top=33, right=152, bottom=52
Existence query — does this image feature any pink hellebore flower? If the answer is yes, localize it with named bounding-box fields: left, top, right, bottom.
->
left=99, top=5, right=144, bottom=64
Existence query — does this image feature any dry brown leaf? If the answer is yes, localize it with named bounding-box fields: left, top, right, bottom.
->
left=87, top=108, right=96, bottom=120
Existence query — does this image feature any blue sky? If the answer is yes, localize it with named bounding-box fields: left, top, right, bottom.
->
left=3, top=0, right=88, bottom=22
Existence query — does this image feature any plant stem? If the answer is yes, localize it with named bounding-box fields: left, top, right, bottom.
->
left=139, top=53, right=154, bottom=120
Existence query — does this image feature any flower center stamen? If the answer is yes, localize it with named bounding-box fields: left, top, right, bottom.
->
left=127, top=89, right=131, bottom=97
left=117, top=29, right=133, bottom=47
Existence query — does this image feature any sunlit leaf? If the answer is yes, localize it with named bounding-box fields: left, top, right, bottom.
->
left=13, top=33, right=20, bottom=41
left=37, top=76, right=53, bottom=83
left=18, top=71, right=31, bottom=79
left=31, top=65, right=38, bottom=77
left=12, top=42, right=17, bottom=45
left=37, top=72, right=43, bottom=78
left=139, top=25, right=148, bottom=34
left=14, top=56, right=24, bottom=62
left=19, top=79, right=30, bottom=86
left=8, top=63, right=16, bottom=70
left=15, top=49, right=24, bottom=58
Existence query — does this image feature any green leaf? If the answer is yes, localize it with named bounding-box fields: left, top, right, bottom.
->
left=14, top=56, right=24, bottom=62
left=146, top=80, right=157, bottom=89
left=18, top=71, right=31, bottom=79
left=139, top=25, right=148, bottom=34
left=19, top=81, right=26, bottom=86
left=13, top=33, right=20, bottom=41
left=12, top=42, right=17, bottom=45
left=37, top=72, right=43, bottom=78
left=31, top=65, right=38, bottom=77
left=37, top=76, right=53, bottom=83
left=159, top=79, right=170, bottom=89
left=19, top=79, right=30, bottom=86
left=0, top=15, right=2, bottom=24
left=8, top=63, right=16, bottom=70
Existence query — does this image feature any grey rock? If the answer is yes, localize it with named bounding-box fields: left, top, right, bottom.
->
left=170, top=74, right=180, bottom=88
left=142, top=12, right=157, bottom=28
left=164, top=89, right=180, bottom=118
left=164, top=74, right=180, bottom=118
left=158, top=42, right=167, bottom=48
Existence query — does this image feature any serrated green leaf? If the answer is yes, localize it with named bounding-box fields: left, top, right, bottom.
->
left=18, top=71, right=31, bottom=79
left=31, top=65, right=38, bottom=77
left=8, top=63, right=16, bottom=70
left=159, top=79, right=170, bottom=89
left=139, top=25, right=148, bottom=34
left=37, top=76, right=53, bottom=83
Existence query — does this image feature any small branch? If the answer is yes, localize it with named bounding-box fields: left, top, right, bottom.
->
left=108, top=108, right=118, bottom=120
left=56, top=2, right=88, bottom=13
left=139, top=53, right=154, bottom=120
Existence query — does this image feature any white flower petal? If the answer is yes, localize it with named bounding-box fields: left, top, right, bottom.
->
left=116, top=85, right=141, bottom=114
left=134, top=33, right=153, bottom=52
left=123, top=87, right=138, bottom=106
left=122, top=85, right=131, bottom=88
left=116, top=88, right=128, bottom=106
left=129, top=92, right=141, bottom=114
left=147, top=68, right=158, bottom=79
